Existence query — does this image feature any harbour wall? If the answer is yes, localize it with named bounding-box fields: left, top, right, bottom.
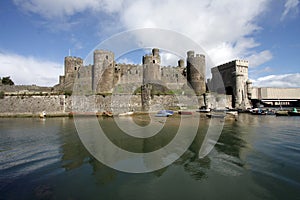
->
left=0, top=93, right=231, bottom=117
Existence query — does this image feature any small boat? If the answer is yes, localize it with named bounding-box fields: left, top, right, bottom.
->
left=178, top=111, right=193, bottom=115
left=197, top=108, right=211, bottom=113
left=39, top=111, right=46, bottom=118
left=206, top=113, right=226, bottom=118
left=102, top=111, right=113, bottom=117
left=275, top=110, right=289, bottom=116
left=155, top=113, right=170, bottom=117
left=288, top=108, right=300, bottom=116
left=226, top=111, right=238, bottom=116
left=155, top=110, right=174, bottom=117
left=250, top=108, right=266, bottom=115
left=118, top=111, right=134, bottom=116
left=288, top=111, right=300, bottom=116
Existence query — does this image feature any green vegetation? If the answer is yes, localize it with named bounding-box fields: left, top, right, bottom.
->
left=1, top=76, right=14, bottom=85
left=0, top=91, right=5, bottom=99
left=64, top=90, right=73, bottom=96
left=133, top=87, right=142, bottom=95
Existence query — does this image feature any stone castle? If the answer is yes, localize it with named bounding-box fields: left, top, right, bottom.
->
left=56, top=49, right=205, bottom=92
left=2, top=48, right=300, bottom=116
left=56, top=48, right=254, bottom=110
left=55, top=48, right=209, bottom=110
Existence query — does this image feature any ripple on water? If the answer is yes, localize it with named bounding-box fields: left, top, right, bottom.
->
left=210, top=151, right=245, bottom=177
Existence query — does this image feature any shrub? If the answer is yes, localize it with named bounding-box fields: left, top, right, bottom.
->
left=0, top=91, right=4, bottom=99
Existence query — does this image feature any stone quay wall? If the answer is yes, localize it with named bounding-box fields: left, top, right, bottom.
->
left=0, top=94, right=143, bottom=115
left=0, top=95, right=66, bottom=115
left=0, top=93, right=213, bottom=117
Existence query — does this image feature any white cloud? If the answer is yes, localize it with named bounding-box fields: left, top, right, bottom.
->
left=246, top=50, right=273, bottom=67
left=13, top=0, right=280, bottom=84
left=120, top=0, right=271, bottom=67
left=160, top=52, right=181, bottom=67
left=13, top=0, right=124, bottom=19
left=281, top=0, right=299, bottom=21
left=252, top=73, right=300, bottom=87
left=14, top=0, right=273, bottom=67
left=116, top=57, right=136, bottom=65
left=0, top=52, right=63, bottom=86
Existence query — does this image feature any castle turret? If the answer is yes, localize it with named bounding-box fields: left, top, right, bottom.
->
left=92, top=50, right=115, bottom=93
left=178, top=59, right=185, bottom=68
left=186, top=51, right=206, bottom=95
left=142, top=48, right=161, bottom=84
left=63, top=56, right=83, bottom=90
left=233, top=60, right=250, bottom=108
left=141, top=48, right=161, bottom=110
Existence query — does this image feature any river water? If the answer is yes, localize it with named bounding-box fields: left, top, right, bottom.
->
left=0, top=114, right=299, bottom=200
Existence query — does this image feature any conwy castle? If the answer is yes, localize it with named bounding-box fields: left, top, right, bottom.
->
left=1, top=48, right=300, bottom=116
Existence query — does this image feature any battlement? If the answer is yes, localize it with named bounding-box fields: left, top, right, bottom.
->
left=212, top=59, right=249, bottom=73
left=143, top=55, right=159, bottom=64
left=178, top=59, right=185, bottom=68
left=235, top=59, right=249, bottom=67
left=187, top=50, right=194, bottom=58
left=196, top=54, right=205, bottom=58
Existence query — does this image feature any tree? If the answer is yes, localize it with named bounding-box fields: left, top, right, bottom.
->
left=1, top=76, right=14, bottom=85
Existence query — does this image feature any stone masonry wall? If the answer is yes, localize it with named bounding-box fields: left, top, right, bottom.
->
left=0, top=95, right=65, bottom=114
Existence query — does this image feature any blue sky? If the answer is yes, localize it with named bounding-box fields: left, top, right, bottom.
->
left=0, top=0, right=299, bottom=87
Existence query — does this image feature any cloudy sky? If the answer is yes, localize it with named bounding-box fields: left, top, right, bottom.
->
left=0, top=0, right=299, bottom=87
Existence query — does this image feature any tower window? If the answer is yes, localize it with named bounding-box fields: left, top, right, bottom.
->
left=74, top=67, right=77, bottom=70
left=106, top=55, right=109, bottom=59
left=153, top=60, right=155, bottom=63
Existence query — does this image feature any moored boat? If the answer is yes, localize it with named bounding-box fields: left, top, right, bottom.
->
left=288, top=111, right=300, bottom=116
left=226, top=111, right=238, bottom=116
left=197, top=106, right=211, bottom=113
left=275, top=110, right=289, bottom=116
left=102, top=111, right=113, bottom=117
left=155, top=110, right=174, bottom=117
left=288, top=108, right=300, bottom=116
left=39, top=111, right=46, bottom=118
left=118, top=111, right=134, bottom=116
left=178, top=111, right=193, bottom=115
left=206, top=113, right=226, bottom=118
left=250, top=108, right=266, bottom=115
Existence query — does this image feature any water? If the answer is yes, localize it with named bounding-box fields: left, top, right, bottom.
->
left=0, top=114, right=299, bottom=200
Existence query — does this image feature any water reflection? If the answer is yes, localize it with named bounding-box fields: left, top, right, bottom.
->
left=59, top=116, right=212, bottom=181
left=1, top=115, right=299, bottom=199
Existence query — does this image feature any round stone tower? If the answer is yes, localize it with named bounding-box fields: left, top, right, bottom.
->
left=142, top=48, right=161, bottom=84
left=246, top=79, right=252, bottom=99
left=141, top=48, right=161, bottom=111
left=178, top=59, right=185, bottom=68
left=63, top=56, right=83, bottom=89
left=186, top=51, right=206, bottom=95
left=92, top=50, right=114, bottom=93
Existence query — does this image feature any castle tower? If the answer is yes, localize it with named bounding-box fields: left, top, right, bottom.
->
left=246, top=79, right=252, bottom=99
left=63, top=56, right=83, bottom=90
left=210, top=60, right=252, bottom=109
left=141, top=48, right=161, bottom=110
left=178, top=59, right=185, bottom=68
left=92, top=50, right=115, bottom=93
left=142, top=48, right=161, bottom=84
left=186, top=51, right=206, bottom=95
left=234, top=60, right=250, bottom=108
